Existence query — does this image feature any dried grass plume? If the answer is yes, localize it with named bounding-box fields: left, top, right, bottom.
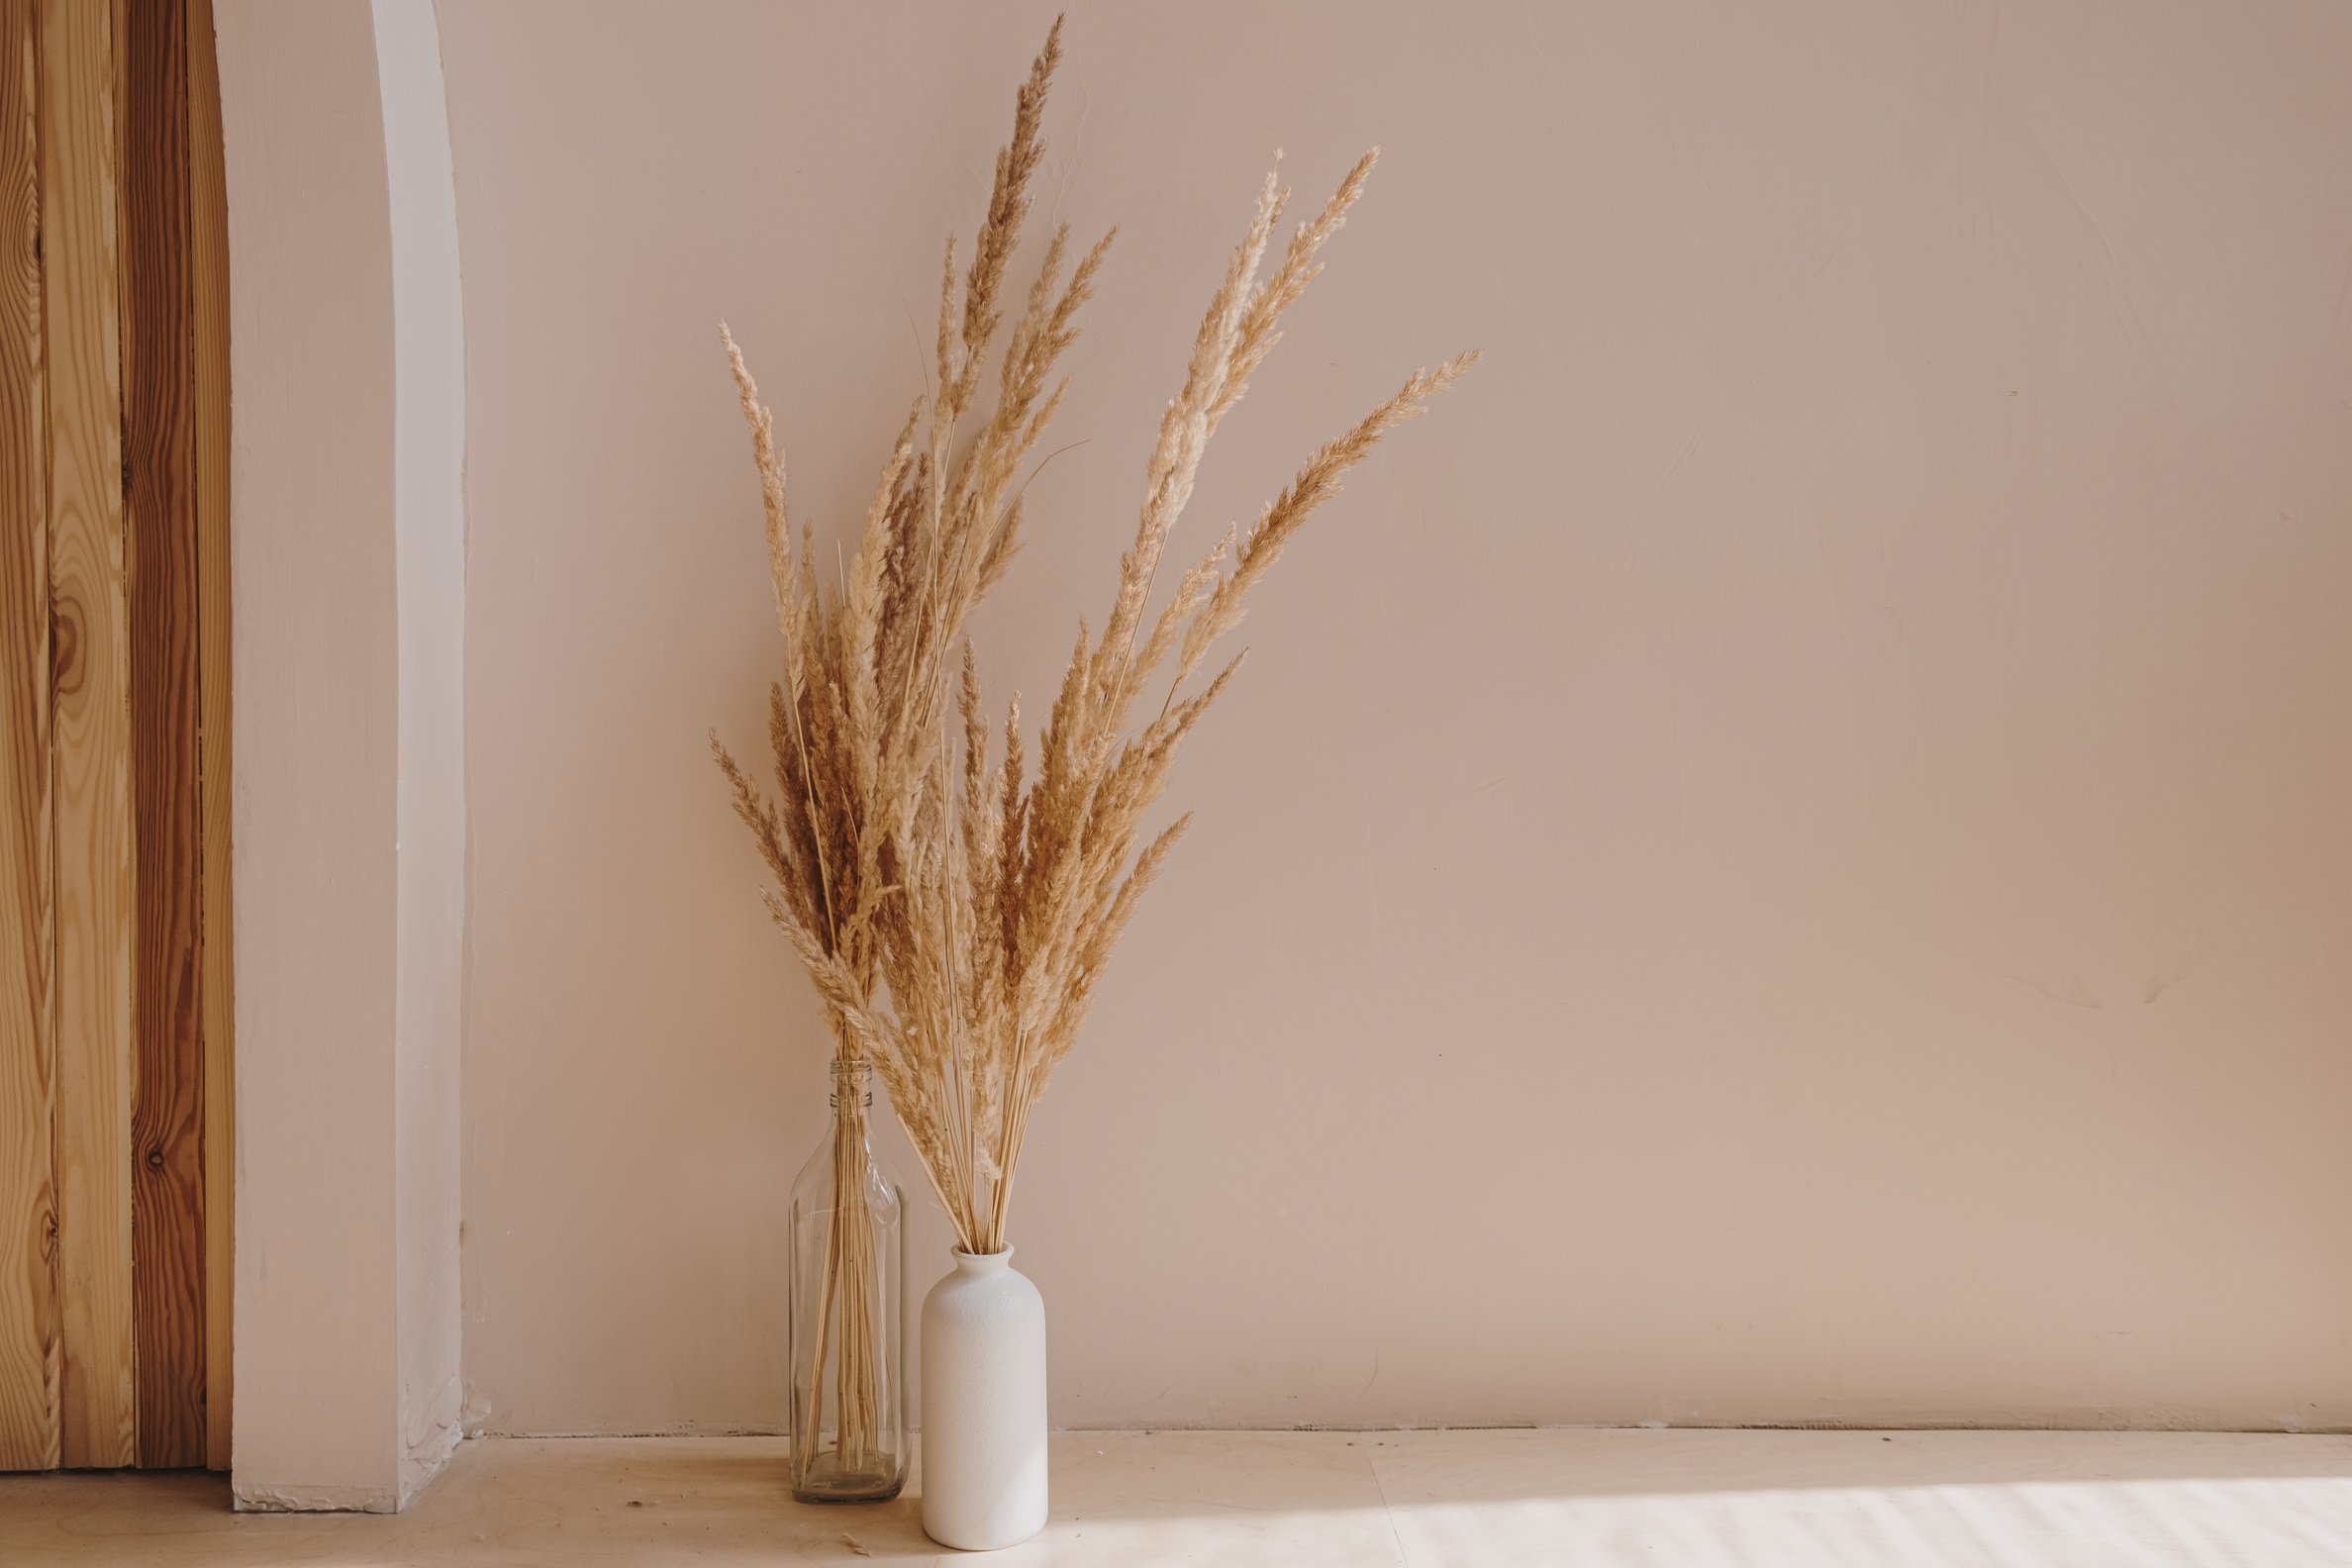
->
left=717, top=17, right=1477, bottom=1256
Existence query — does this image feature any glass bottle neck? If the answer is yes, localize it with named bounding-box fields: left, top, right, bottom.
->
left=830, top=1058, right=874, bottom=1108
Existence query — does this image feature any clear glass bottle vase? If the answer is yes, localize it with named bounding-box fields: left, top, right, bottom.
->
left=788, top=1058, right=908, bottom=1502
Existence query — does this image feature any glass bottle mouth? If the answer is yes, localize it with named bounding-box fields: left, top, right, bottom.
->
left=829, top=1057, right=874, bottom=1108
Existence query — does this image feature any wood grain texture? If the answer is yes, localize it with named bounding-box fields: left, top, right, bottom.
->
left=43, top=0, right=138, bottom=1471
left=184, top=0, right=227, bottom=1476
left=0, top=0, right=62, bottom=1476
left=120, top=0, right=203, bottom=1469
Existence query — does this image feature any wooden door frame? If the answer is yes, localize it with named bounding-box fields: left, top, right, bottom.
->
left=14, top=0, right=463, bottom=1509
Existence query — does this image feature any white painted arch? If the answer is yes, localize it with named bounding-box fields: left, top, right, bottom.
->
left=213, top=0, right=464, bottom=1512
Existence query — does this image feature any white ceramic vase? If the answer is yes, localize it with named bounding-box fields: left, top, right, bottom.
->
left=920, top=1248, right=1047, bottom=1550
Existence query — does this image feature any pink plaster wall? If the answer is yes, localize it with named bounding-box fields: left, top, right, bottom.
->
left=437, top=0, right=2352, bottom=1434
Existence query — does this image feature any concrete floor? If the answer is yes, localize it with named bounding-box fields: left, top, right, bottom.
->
left=4, top=1428, right=2351, bottom=1565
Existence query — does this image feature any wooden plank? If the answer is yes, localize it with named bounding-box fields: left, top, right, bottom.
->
left=184, top=0, right=228, bottom=1474
left=0, top=0, right=62, bottom=1476
left=120, top=0, right=202, bottom=1469
left=43, top=0, right=138, bottom=1470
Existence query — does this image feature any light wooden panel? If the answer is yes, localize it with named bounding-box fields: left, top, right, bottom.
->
left=120, top=0, right=205, bottom=1469
left=0, top=0, right=62, bottom=1476
left=185, top=0, right=229, bottom=1476
left=43, top=0, right=138, bottom=1471
left=4, top=0, right=227, bottom=1474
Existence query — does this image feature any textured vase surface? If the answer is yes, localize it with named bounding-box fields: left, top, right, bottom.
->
left=920, top=1249, right=1047, bottom=1550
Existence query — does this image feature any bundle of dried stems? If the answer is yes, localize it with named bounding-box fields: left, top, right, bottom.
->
left=713, top=20, right=1086, bottom=1480
left=716, top=21, right=1474, bottom=1313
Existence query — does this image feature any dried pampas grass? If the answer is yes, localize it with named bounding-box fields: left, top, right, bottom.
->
left=712, top=17, right=1089, bottom=1481
left=717, top=18, right=1475, bottom=1260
